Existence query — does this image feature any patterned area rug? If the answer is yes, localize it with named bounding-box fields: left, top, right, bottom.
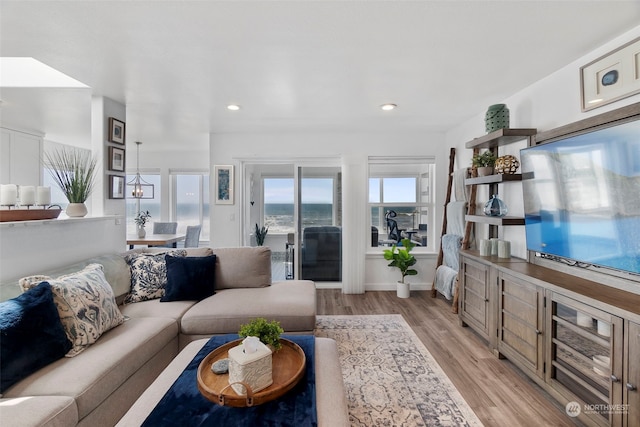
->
left=315, top=314, right=484, bottom=427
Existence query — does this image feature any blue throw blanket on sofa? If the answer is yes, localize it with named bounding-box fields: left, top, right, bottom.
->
left=142, top=334, right=316, bottom=427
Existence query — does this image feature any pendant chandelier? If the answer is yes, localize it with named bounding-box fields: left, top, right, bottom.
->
left=127, top=141, right=154, bottom=199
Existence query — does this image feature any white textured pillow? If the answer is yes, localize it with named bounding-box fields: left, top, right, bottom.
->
left=19, top=264, right=125, bottom=356
left=124, top=250, right=187, bottom=303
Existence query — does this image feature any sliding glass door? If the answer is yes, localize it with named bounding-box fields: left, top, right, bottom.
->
left=242, top=161, right=342, bottom=282
left=297, top=166, right=342, bottom=282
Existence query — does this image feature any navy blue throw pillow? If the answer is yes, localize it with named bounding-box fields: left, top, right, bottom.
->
left=0, top=281, right=71, bottom=392
left=161, top=255, right=216, bottom=302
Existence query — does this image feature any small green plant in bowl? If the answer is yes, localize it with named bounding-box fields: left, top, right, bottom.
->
left=471, top=151, right=497, bottom=168
left=238, top=317, right=284, bottom=350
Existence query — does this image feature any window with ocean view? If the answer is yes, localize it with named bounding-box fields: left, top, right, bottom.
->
left=173, top=173, right=209, bottom=241
left=369, top=158, right=435, bottom=249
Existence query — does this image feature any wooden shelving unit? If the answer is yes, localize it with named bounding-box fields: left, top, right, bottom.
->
left=465, top=128, right=537, bottom=149
left=463, top=128, right=536, bottom=239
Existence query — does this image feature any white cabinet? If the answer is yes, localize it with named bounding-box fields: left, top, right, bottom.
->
left=1, top=128, right=43, bottom=185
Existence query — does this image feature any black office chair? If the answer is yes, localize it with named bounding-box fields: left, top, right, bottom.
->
left=386, top=210, right=401, bottom=243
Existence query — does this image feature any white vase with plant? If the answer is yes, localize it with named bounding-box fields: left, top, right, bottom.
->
left=382, top=238, right=418, bottom=298
left=134, top=210, right=151, bottom=237
left=44, top=146, right=98, bottom=217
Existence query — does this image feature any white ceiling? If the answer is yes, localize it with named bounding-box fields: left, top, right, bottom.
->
left=1, top=1, right=639, bottom=151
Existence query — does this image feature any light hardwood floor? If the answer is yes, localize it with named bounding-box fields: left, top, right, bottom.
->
left=317, top=289, right=578, bottom=427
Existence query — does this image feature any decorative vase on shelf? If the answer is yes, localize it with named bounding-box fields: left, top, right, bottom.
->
left=476, top=166, right=494, bottom=177
left=495, top=155, right=520, bottom=174
left=137, top=226, right=146, bottom=238
left=485, top=104, right=510, bottom=133
left=66, top=202, right=88, bottom=218
left=483, top=194, right=508, bottom=217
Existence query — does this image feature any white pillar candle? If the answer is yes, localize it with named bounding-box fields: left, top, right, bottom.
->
left=0, top=184, right=18, bottom=206
left=36, top=186, right=51, bottom=206
left=490, top=238, right=500, bottom=256
left=20, top=185, right=36, bottom=205
left=498, top=240, right=511, bottom=258
left=479, top=239, right=491, bottom=256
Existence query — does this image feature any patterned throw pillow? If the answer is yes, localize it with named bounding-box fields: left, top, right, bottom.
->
left=124, top=250, right=187, bottom=303
left=19, top=264, right=125, bottom=357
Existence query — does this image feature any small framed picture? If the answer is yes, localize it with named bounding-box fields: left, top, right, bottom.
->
left=109, top=147, right=125, bottom=172
left=108, top=117, right=126, bottom=144
left=109, top=175, right=125, bottom=199
left=214, top=165, right=234, bottom=205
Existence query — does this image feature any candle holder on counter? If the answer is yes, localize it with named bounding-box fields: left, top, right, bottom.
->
left=0, top=185, right=61, bottom=222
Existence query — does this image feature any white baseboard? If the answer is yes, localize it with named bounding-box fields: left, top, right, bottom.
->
left=313, top=282, right=434, bottom=291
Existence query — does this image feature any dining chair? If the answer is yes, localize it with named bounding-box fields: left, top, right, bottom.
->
left=184, top=225, right=202, bottom=248
left=152, top=222, right=178, bottom=234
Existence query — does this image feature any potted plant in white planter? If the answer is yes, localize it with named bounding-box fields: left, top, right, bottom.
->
left=44, top=146, right=98, bottom=217
left=383, top=238, right=418, bottom=298
left=254, top=223, right=269, bottom=246
left=134, top=210, right=151, bottom=237
left=471, top=151, right=497, bottom=177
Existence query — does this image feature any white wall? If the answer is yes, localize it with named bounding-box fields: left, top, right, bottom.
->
left=0, top=97, right=128, bottom=285
left=447, top=25, right=640, bottom=260
left=209, top=130, right=449, bottom=292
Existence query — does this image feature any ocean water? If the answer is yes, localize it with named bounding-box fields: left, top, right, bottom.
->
left=265, top=203, right=334, bottom=232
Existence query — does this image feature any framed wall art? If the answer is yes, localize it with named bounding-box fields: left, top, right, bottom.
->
left=580, top=36, right=640, bottom=112
left=109, top=147, right=125, bottom=172
left=214, top=165, right=234, bottom=205
left=108, top=117, right=126, bottom=144
left=109, top=175, right=125, bottom=199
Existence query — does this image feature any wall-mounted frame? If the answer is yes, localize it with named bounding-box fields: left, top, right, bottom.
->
left=214, top=165, right=234, bottom=205
left=109, top=175, right=125, bottom=199
left=580, top=36, right=640, bottom=112
left=108, top=117, right=126, bottom=144
left=109, top=146, right=125, bottom=172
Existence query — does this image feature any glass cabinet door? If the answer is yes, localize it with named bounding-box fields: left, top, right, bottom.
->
left=547, top=293, right=623, bottom=426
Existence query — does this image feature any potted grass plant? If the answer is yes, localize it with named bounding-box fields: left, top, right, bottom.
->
left=44, top=146, right=98, bottom=217
left=254, top=223, right=269, bottom=246
left=383, top=238, right=418, bottom=298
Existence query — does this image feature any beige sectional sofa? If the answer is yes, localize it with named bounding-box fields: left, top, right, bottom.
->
left=0, top=246, right=318, bottom=427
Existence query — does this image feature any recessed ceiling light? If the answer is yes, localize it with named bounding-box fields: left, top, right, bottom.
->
left=380, top=103, right=397, bottom=111
left=227, top=104, right=241, bottom=111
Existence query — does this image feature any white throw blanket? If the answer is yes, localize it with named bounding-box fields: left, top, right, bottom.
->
left=434, top=234, right=462, bottom=300
left=435, top=265, right=458, bottom=300
left=446, top=201, right=467, bottom=237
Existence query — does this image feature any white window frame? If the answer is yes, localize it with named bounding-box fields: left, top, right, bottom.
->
left=368, top=156, right=436, bottom=252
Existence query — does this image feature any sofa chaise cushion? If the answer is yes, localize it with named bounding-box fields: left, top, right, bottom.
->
left=180, top=280, right=316, bottom=338
left=0, top=282, right=71, bottom=392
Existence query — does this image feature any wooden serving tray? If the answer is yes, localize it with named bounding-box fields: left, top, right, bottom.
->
left=0, top=208, right=62, bottom=222
left=197, top=338, right=306, bottom=407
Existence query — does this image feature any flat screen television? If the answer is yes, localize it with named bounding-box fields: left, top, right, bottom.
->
left=520, top=117, right=640, bottom=276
